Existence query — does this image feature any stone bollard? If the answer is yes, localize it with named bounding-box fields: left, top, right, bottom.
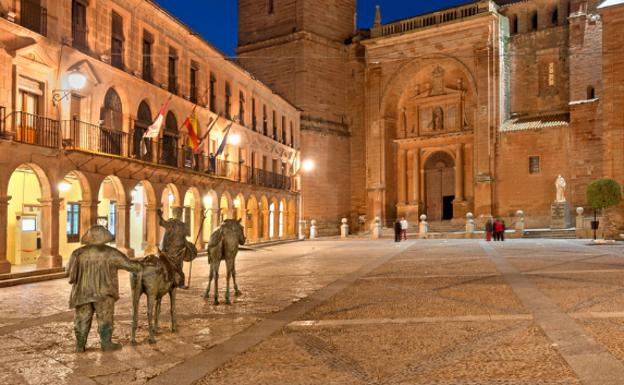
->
left=576, top=207, right=584, bottom=238
left=515, top=210, right=525, bottom=232
left=310, top=220, right=317, bottom=239
left=465, top=212, right=475, bottom=233
left=372, top=216, right=383, bottom=239
left=340, top=218, right=349, bottom=239
left=419, top=214, right=428, bottom=238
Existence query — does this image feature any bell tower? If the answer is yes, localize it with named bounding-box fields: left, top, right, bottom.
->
left=238, top=0, right=358, bottom=235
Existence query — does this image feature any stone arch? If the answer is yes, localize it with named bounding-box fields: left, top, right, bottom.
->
left=287, top=199, right=297, bottom=238
left=269, top=197, right=279, bottom=240
left=219, top=191, right=234, bottom=221
left=58, top=170, right=90, bottom=258
left=202, top=189, right=219, bottom=243
left=246, top=195, right=259, bottom=242
left=101, top=87, right=124, bottom=131
left=133, top=100, right=153, bottom=159
left=129, top=180, right=157, bottom=256
left=183, top=187, right=202, bottom=246
left=259, top=195, right=269, bottom=240
left=161, top=183, right=181, bottom=215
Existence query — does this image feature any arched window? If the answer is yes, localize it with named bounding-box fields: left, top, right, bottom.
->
left=510, top=14, right=518, bottom=34
left=530, top=11, right=538, bottom=31
left=587, top=85, right=596, bottom=100
left=551, top=8, right=559, bottom=26
left=161, top=111, right=178, bottom=166
left=133, top=101, right=152, bottom=159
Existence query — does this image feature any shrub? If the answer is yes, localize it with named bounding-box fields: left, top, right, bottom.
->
left=586, top=178, right=622, bottom=210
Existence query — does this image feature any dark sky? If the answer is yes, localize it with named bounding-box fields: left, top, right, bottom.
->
left=153, top=0, right=472, bottom=57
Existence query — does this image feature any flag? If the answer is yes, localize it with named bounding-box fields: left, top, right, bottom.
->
left=145, top=96, right=172, bottom=139
left=196, top=115, right=219, bottom=154
left=184, top=110, right=200, bottom=152
left=215, top=122, right=234, bottom=157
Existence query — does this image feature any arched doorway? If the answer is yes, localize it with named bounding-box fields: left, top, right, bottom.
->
left=424, top=151, right=455, bottom=221
left=134, top=101, right=152, bottom=160
left=220, top=193, right=232, bottom=222
left=162, top=111, right=178, bottom=167
left=130, top=181, right=156, bottom=257
left=287, top=200, right=297, bottom=238
left=202, top=190, right=218, bottom=243
left=183, top=188, right=201, bottom=244
left=278, top=199, right=285, bottom=238
left=269, top=198, right=278, bottom=240
left=97, top=176, right=125, bottom=241
left=100, top=88, right=123, bottom=155
left=246, top=195, right=259, bottom=242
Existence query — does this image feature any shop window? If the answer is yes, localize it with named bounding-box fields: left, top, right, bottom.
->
left=67, top=202, right=81, bottom=243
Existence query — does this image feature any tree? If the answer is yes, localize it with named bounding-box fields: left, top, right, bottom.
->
left=587, top=179, right=622, bottom=210
left=586, top=179, right=622, bottom=239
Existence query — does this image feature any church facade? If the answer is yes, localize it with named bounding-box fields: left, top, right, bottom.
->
left=238, top=0, right=624, bottom=233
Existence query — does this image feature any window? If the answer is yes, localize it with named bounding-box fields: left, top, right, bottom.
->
left=239, top=91, right=245, bottom=125
left=168, top=47, right=178, bottom=94
left=252, top=98, right=257, bottom=131
left=111, top=11, right=124, bottom=69
left=268, top=0, right=274, bottom=14
left=510, top=15, right=518, bottom=35
left=263, top=105, right=268, bottom=135
left=281, top=116, right=286, bottom=143
left=72, top=0, right=88, bottom=50
left=109, top=201, right=117, bottom=237
left=225, top=82, right=231, bottom=119
left=530, top=11, right=538, bottom=31
left=209, top=73, right=217, bottom=112
left=548, top=62, right=556, bottom=87
left=67, top=202, right=81, bottom=243
left=272, top=110, right=277, bottom=139
left=587, top=85, right=596, bottom=99
left=21, top=0, right=47, bottom=36
left=529, top=156, right=540, bottom=174
left=290, top=121, right=294, bottom=147
left=142, top=31, right=153, bottom=82
left=190, top=61, right=199, bottom=103
left=551, top=8, right=559, bottom=26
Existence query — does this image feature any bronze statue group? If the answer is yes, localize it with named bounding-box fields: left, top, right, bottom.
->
left=68, top=207, right=246, bottom=352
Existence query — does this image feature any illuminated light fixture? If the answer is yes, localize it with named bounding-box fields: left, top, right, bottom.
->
left=229, top=133, right=241, bottom=146
left=67, top=70, right=87, bottom=90
left=234, top=197, right=241, bottom=207
left=203, top=195, right=213, bottom=207
left=58, top=180, right=72, bottom=193
left=302, top=159, right=315, bottom=172
left=168, top=192, right=174, bottom=204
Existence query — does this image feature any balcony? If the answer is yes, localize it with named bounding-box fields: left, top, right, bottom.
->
left=0, top=110, right=295, bottom=192
left=19, top=0, right=47, bottom=36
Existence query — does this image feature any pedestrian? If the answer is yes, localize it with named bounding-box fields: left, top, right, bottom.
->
left=394, top=219, right=402, bottom=243
left=493, top=218, right=503, bottom=241
left=500, top=219, right=506, bottom=241
left=400, top=217, right=409, bottom=241
left=485, top=218, right=493, bottom=241
left=208, top=152, right=216, bottom=174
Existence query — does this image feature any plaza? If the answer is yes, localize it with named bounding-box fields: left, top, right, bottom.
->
left=2, top=239, right=624, bottom=384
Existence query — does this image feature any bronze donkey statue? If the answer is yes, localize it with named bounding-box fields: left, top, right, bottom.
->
left=204, top=219, right=246, bottom=305
left=130, top=243, right=197, bottom=345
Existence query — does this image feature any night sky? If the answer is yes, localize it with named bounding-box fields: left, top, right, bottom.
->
left=152, top=0, right=473, bottom=56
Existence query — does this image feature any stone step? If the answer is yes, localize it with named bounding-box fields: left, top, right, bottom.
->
left=0, top=267, right=65, bottom=281
left=522, top=229, right=577, bottom=239
left=0, top=271, right=68, bottom=288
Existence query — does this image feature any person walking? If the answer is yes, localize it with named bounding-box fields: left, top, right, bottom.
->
left=394, top=219, right=402, bottom=243
left=400, top=217, right=409, bottom=241
left=493, top=219, right=503, bottom=241
left=485, top=218, right=493, bottom=241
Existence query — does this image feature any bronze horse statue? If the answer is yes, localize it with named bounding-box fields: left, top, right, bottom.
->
left=204, top=219, right=246, bottom=305
left=130, top=243, right=197, bottom=345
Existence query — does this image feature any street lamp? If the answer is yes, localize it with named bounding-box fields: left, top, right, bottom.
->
left=302, top=159, right=315, bottom=173
left=229, top=133, right=241, bottom=146
left=58, top=179, right=72, bottom=193
left=53, top=69, right=87, bottom=105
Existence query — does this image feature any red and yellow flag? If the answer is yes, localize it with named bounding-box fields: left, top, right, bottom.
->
left=185, top=111, right=200, bottom=152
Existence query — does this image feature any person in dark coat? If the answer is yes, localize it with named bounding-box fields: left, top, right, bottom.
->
left=394, top=219, right=402, bottom=243
left=493, top=219, right=504, bottom=241
left=485, top=219, right=493, bottom=241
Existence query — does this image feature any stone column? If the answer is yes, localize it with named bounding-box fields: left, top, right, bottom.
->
left=412, top=149, right=420, bottom=205
left=37, top=197, right=63, bottom=269
left=115, top=204, right=134, bottom=258
left=79, top=200, right=98, bottom=237
left=0, top=196, right=11, bottom=273
left=144, top=204, right=160, bottom=255
left=455, top=144, right=465, bottom=201
left=397, top=148, right=407, bottom=204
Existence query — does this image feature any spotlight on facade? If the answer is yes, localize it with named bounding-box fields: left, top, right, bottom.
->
left=168, top=192, right=174, bottom=205
left=229, top=133, right=241, bottom=146
left=203, top=195, right=213, bottom=207
left=67, top=70, right=87, bottom=90
left=58, top=180, right=72, bottom=193
left=302, top=159, right=315, bottom=172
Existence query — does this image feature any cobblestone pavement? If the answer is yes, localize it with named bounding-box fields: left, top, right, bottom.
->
left=4, top=239, right=624, bottom=384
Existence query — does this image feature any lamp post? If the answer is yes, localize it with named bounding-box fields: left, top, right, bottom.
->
left=53, top=69, right=87, bottom=105
left=296, top=159, right=315, bottom=239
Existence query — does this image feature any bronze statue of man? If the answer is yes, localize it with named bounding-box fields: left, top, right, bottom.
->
left=68, top=225, right=142, bottom=352
left=158, top=207, right=190, bottom=287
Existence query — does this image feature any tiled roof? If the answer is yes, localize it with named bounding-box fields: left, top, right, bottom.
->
left=500, top=113, right=570, bottom=132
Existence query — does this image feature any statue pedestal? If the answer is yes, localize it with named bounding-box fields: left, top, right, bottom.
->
left=551, top=201, right=572, bottom=229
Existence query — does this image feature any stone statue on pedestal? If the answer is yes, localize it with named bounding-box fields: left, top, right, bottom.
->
left=68, top=225, right=142, bottom=352
left=556, top=175, right=567, bottom=202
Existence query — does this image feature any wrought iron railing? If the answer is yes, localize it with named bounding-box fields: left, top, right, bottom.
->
left=12, top=111, right=60, bottom=148
left=62, top=119, right=130, bottom=157
left=246, top=167, right=292, bottom=191
left=20, top=0, right=47, bottom=36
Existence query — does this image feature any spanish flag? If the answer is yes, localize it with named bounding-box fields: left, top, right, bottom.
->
left=184, top=110, right=200, bottom=152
